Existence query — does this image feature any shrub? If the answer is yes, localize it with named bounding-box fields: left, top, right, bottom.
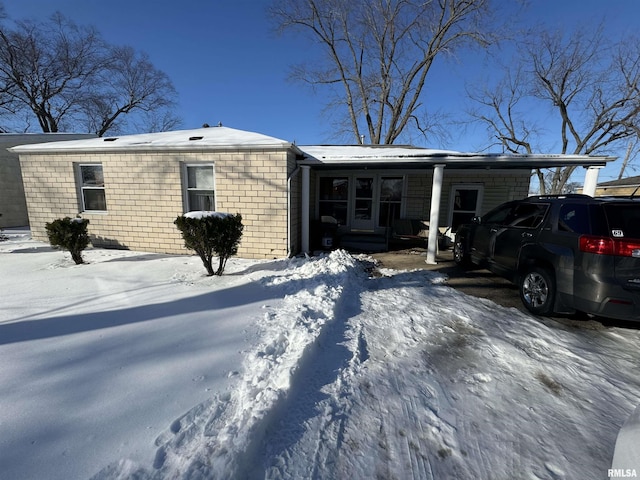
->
left=45, top=217, right=90, bottom=265
left=174, top=212, right=243, bottom=276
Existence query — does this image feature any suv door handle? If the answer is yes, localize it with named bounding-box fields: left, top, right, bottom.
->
left=522, top=232, right=533, bottom=238
left=490, top=228, right=498, bottom=233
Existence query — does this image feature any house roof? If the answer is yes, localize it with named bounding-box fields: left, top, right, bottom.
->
left=297, top=145, right=616, bottom=170
left=1, top=133, right=96, bottom=149
left=9, top=126, right=293, bottom=153
left=8, top=127, right=617, bottom=171
left=597, top=175, right=640, bottom=187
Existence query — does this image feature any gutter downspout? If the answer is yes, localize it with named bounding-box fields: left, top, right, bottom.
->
left=301, top=165, right=311, bottom=254
left=287, top=166, right=301, bottom=257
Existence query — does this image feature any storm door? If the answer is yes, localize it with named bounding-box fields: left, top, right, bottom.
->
left=352, top=176, right=375, bottom=230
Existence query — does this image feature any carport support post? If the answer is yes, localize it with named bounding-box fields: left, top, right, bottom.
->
left=426, top=164, right=445, bottom=265
left=582, top=166, right=602, bottom=197
left=301, top=165, right=311, bottom=253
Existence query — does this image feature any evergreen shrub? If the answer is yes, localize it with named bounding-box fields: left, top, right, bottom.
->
left=45, top=217, right=90, bottom=264
left=174, top=212, right=243, bottom=276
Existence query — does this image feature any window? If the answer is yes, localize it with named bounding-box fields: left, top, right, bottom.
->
left=79, top=164, right=107, bottom=211
left=558, top=204, right=590, bottom=233
left=319, top=177, right=348, bottom=225
left=185, top=165, right=215, bottom=211
left=506, top=203, right=548, bottom=228
left=482, top=203, right=515, bottom=225
left=450, top=185, right=483, bottom=232
left=379, top=177, right=403, bottom=227
left=354, top=177, right=374, bottom=221
left=603, top=204, right=640, bottom=238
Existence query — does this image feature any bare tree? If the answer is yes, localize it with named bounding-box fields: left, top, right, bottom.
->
left=469, top=26, right=640, bottom=194
left=271, top=0, right=501, bottom=145
left=79, top=46, right=179, bottom=136
left=0, top=11, right=180, bottom=135
left=0, top=13, right=107, bottom=132
left=617, top=138, right=640, bottom=180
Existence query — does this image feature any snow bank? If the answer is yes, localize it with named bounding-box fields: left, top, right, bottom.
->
left=99, top=250, right=366, bottom=479
left=97, top=255, right=640, bottom=480
left=3, top=230, right=640, bottom=480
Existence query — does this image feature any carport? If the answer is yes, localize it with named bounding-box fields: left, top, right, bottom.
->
left=296, top=146, right=616, bottom=263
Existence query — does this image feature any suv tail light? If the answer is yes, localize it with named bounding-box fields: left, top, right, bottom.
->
left=579, top=235, right=640, bottom=257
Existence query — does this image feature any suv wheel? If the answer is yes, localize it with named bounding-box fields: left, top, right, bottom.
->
left=453, top=238, right=470, bottom=267
left=519, top=267, right=555, bottom=315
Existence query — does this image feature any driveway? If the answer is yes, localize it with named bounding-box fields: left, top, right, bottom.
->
left=371, top=248, right=637, bottom=330
left=372, top=248, right=520, bottom=308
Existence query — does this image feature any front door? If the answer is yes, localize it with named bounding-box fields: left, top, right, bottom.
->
left=352, top=176, right=376, bottom=231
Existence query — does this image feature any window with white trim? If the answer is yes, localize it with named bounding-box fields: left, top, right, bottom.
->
left=79, top=164, right=107, bottom=211
left=185, top=164, right=215, bottom=211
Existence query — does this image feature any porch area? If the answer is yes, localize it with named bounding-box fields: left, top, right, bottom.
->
left=312, top=218, right=451, bottom=254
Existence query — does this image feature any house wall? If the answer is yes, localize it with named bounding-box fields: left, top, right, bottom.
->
left=19, top=147, right=294, bottom=259
left=406, top=169, right=531, bottom=222
left=0, top=150, right=28, bottom=228
left=593, top=185, right=640, bottom=197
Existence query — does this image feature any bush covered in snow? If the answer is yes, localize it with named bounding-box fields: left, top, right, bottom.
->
left=174, top=212, right=243, bottom=276
left=45, top=217, right=90, bottom=264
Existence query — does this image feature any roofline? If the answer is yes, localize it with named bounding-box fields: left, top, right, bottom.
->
left=8, top=126, right=301, bottom=154
left=298, top=154, right=616, bottom=170
left=10, top=141, right=299, bottom=154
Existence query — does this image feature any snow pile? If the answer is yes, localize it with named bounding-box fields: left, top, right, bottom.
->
left=2, top=229, right=640, bottom=480
left=120, top=250, right=365, bottom=479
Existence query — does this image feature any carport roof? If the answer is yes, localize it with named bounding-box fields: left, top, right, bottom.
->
left=297, top=145, right=616, bottom=169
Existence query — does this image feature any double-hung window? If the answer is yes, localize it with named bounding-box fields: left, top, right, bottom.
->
left=185, top=164, right=215, bottom=211
left=79, top=164, right=107, bottom=211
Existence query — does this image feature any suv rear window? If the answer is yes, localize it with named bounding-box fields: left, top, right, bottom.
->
left=558, top=204, right=590, bottom=234
left=603, top=204, right=640, bottom=239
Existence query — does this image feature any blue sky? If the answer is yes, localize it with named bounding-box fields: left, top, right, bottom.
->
left=4, top=1, right=640, bottom=180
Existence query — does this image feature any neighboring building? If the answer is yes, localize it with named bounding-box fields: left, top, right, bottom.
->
left=11, top=126, right=615, bottom=260
left=0, top=133, right=95, bottom=228
left=590, top=175, right=640, bottom=197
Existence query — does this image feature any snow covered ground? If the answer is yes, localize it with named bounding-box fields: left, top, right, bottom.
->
left=2, top=229, right=640, bottom=480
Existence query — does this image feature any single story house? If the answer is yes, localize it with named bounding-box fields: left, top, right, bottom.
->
left=11, top=125, right=615, bottom=262
left=588, top=175, right=640, bottom=197
left=0, top=133, right=95, bottom=228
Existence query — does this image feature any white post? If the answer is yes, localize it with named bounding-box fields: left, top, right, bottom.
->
left=301, top=165, right=311, bottom=253
left=583, top=166, right=602, bottom=197
left=426, top=164, right=445, bottom=265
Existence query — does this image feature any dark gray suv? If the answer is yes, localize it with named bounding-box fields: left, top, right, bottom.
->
left=454, top=194, right=640, bottom=321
